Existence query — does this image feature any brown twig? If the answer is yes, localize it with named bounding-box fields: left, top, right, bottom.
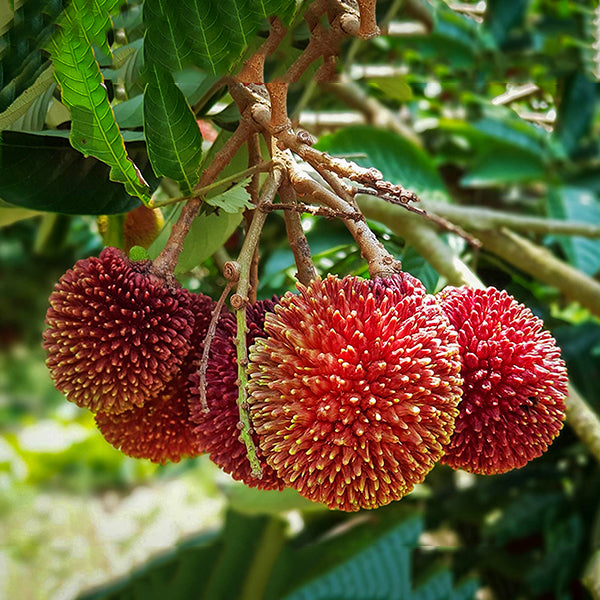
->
left=152, top=121, right=253, bottom=278
left=285, top=155, right=402, bottom=278
left=358, top=194, right=485, bottom=288
left=279, top=179, right=318, bottom=286
left=237, top=17, right=287, bottom=84
left=357, top=0, right=380, bottom=38
left=197, top=281, right=234, bottom=413
left=262, top=200, right=362, bottom=221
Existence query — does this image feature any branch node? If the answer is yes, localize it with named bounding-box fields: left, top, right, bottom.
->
left=230, top=293, right=247, bottom=310
left=223, top=261, right=241, bottom=282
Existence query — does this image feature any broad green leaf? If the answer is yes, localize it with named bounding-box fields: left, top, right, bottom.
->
left=460, top=146, right=546, bottom=186
left=316, top=126, right=450, bottom=203
left=76, top=530, right=222, bottom=600
left=50, top=7, right=150, bottom=203
left=282, top=516, right=423, bottom=600
left=176, top=210, right=242, bottom=274
left=0, top=205, right=42, bottom=228
left=143, top=65, right=203, bottom=194
left=547, top=186, right=600, bottom=276
left=143, top=0, right=191, bottom=71
left=0, top=131, right=151, bottom=214
left=0, top=66, right=56, bottom=130
left=144, top=0, right=298, bottom=76
left=148, top=202, right=242, bottom=274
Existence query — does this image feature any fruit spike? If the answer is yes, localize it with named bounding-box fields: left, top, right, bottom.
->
left=189, top=299, right=285, bottom=491
left=247, top=274, right=463, bottom=511
left=43, top=247, right=195, bottom=414
left=95, top=291, right=216, bottom=463
left=437, top=286, right=568, bottom=475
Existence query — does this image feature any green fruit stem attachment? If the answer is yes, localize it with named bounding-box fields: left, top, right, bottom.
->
left=228, top=166, right=284, bottom=479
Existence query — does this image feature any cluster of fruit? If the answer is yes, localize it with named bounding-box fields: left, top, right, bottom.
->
left=43, top=247, right=568, bottom=511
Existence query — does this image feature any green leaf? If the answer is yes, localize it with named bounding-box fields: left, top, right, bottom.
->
left=554, top=72, right=600, bottom=156
left=50, top=6, right=150, bottom=203
left=143, top=65, right=203, bottom=194
left=368, top=76, right=413, bottom=102
left=176, top=210, right=242, bottom=273
left=547, top=186, right=600, bottom=276
left=148, top=203, right=242, bottom=273
left=485, top=0, right=528, bottom=46
left=143, top=0, right=191, bottom=72
left=315, top=127, right=450, bottom=203
left=76, top=531, right=222, bottom=600
left=144, top=0, right=298, bottom=76
left=460, top=146, right=546, bottom=186
left=282, top=517, right=423, bottom=600
left=205, top=182, right=253, bottom=213
left=0, top=205, right=42, bottom=228
left=0, top=131, right=151, bottom=214
left=0, top=66, right=56, bottom=131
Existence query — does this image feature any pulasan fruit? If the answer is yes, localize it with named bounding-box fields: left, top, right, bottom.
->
left=437, top=286, right=567, bottom=474
left=43, top=247, right=195, bottom=414
left=95, top=290, right=216, bottom=463
left=247, top=274, right=463, bottom=511
left=189, top=298, right=285, bottom=490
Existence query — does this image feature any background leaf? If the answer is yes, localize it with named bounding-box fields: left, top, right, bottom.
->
left=316, top=127, right=450, bottom=203
left=143, top=0, right=298, bottom=76
left=547, top=186, right=600, bottom=276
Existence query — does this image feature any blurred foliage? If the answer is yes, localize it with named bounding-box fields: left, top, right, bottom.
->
left=0, top=0, right=600, bottom=599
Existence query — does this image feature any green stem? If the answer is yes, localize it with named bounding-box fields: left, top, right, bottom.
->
left=240, top=518, right=286, bottom=600
left=150, top=162, right=272, bottom=208
left=233, top=167, right=284, bottom=477
left=235, top=306, right=262, bottom=477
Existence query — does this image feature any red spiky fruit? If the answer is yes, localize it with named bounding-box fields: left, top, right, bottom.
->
left=43, top=247, right=195, bottom=414
left=95, top=291, right=216, bottom=463
left=436, top=286, right=568, bottom=475
left=247, top=274, right=463, bottom=511
left=189, top=299, right=284, bottom=490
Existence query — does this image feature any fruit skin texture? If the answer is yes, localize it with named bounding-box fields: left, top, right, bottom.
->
left=437, top=286, right=568, bottom=475
left=95, top=291, right=216, bottom=463
left=247, top=274, right=463, bottom=511
left=43, top=247, right=195, bottom=414
left=189, top=299, right=284, bottom=490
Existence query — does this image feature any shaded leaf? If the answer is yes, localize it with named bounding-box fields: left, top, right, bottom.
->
left=555, top=71, right=600, bottom=156
left=316, top=127, right=450, bottom=203
left=485, top=0, right=528, bottom=47
left=0, top=131, right=152, bottom=214
left=143, top=64, right=203, bottom=194
left=176, top=210, right=242, bottom=273
left=368, top=76, right=413, bottom=102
